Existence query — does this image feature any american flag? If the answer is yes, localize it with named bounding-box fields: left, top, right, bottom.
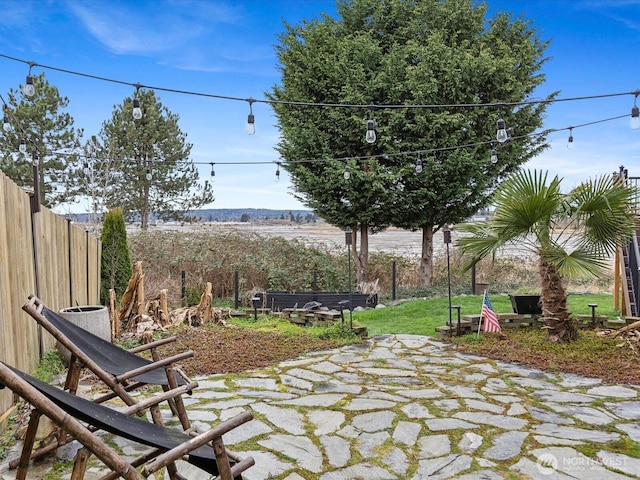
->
left=481, top=291, right=502, bottom=333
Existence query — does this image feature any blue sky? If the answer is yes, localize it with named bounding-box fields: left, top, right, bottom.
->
left=1, top=0, right=639, bottom=213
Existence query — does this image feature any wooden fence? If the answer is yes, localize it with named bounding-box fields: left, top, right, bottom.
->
left=0, top=171, right=101, bottom=416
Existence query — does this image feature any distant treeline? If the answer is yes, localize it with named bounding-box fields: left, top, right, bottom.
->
left=65, top=208, right=317, bottom=224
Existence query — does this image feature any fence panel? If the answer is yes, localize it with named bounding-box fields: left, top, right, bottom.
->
left=0, top=171, right=100, bottom=419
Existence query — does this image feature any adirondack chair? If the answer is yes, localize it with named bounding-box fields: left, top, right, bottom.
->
left=0, top=361, right=254, bottom=480
left=22, top=295, right=194, bottom=424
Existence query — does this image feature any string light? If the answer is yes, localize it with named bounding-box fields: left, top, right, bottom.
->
left=1, top=54, right=636, bottom=183
left=496, top=118, right=508, bottom=143
left=490, top=146, right=498, bottom=164
left=246, top=98, right=256, bottom=135
left=631, top=92, right=640, bottom=130
left=31, top=149, right=38, bottom=167
left=132, top=84, right=142, bottom=120
left=343, top=164, right=351, bottom=180
left=415, top=155, right=423, bottom=173
left=145, top=166, right=152, bottom=181
left=567, top=127, right=574, bottom=149
left=210, top=162, right=215, bottom=177
left=275, top=162, right=280, bottom=180
left=365, top=105, right=376, bottom=144
left=22, top=63, right=36, bottom=97
left=2, top=114, right=10, bottom=132
left=19, top=139, right=27, bottom=154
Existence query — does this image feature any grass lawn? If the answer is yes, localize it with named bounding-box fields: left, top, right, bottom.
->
left=351, top=292, right=640, bottom=384
left=352, top=292, right=619, bottom=337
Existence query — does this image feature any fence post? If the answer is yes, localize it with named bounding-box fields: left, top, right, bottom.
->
left=471, top=264, right=476, bottom=295
left=392, top=261, right=396, bottom=301
left=234, top=269, right=239, bottom=309
left=181, top=270, right=186, bottom=307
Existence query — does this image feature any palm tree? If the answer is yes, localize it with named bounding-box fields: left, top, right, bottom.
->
left=456, top=170, right=637, bottom=342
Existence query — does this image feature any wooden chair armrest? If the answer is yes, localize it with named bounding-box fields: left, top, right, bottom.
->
left=127, top=336, right=177, bottom=354
left=142, top=411, right=254, bottom=476
left=114, top=351, right=194, bottom=383
left=119, top=381, right=199, bottom=416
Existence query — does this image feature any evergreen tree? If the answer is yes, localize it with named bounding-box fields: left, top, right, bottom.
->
left=100, top=208, right=132, bottom=305
left=0, top=73, right=82, bottom=207
left=269, top=0, right=553, bottom=285
left=97, top=89, right=214, bottom=229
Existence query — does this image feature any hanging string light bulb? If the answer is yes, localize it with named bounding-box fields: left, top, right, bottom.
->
left=496, top=118, right=508, bottom=143
left=22, top=63, right=36, bottom=97
left=146, top=165, right=152, bottom=181
left=19, top=139, right=27, bottom=154
left=275, top=162, right=280, bottom=181
left=631, top=92, right=640, bottom=130
left=490, top=146, right=498, bottom=164
left=365, top=105, right=376, bottom=144
left=210, top=162, right=215, bottom=177
left=246, top=98, right=256, bottom=135
left=132, top=85, right=143, bottom=120
left=343, top=164, right=351, bottom=180
left=2, top=114, right=10, bottom=132
left=415, top=154, right=423, bottom=173
left=567, top=127, right=574, bottom=149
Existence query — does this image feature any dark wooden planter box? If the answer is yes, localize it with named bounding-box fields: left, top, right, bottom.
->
left=509, top=295, right=542, bottom=315
left=257, top=291, right=377, bottom=311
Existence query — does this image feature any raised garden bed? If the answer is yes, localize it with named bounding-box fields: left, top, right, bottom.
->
left=256, top=291, right=378, bottom=311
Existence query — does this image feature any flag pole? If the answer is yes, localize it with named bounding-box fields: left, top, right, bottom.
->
left=476, top=289, right=486, bottom=339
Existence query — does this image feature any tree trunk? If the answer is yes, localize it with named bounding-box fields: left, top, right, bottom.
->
left=418, top=225, right=434, bottom=287
left=539, top=257, right=578, bottom=342
left=351, top=223, right=369, bottom=286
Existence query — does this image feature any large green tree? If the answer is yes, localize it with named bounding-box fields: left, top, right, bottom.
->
left=457, top=170, right=637, bottom=342
left=269, top=0, right=554, bottom=286
left=0, top=73, right=82, bottom=207
left=95, top=89, right=213, bottom=229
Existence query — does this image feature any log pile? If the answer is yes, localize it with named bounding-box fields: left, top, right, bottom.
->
left=112, top=263, right=235, bottom=340
left=597, top=320, right=640, bottom=354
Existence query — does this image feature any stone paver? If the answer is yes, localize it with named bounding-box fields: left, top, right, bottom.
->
left=1, top=334, right=639, bottom=480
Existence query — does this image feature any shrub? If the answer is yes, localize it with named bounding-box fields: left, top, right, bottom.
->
left=100, top=208, right=133, bottom=305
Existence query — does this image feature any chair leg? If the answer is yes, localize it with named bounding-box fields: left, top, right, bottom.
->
left=71, top=447, right=92, bottom=480
left=64, top=358, right=83, bottom=395
left=15, top=409, right=41, bottom=480
left=165, top=368, right=190, bottom=430
left=212, top=438, right=233, bottom=480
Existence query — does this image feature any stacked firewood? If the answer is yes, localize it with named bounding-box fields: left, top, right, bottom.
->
left=113, top=262, right=234, bottom=339
left=597, top=320, right=640, bottom=354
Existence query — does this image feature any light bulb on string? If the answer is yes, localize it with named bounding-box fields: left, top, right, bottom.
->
left=246, top=99, right=256, bottom=135
left=2, top=116, right=10, bottom=132
left=631, top=93, right=640, bottom=130
left=132, top=98, right=142, bottom=120
left=19, top=139, right=27, bottom=154
left=365, top=119, right=376, bottom=143
left=490, top=146, right=498, bottom=164
left=275, top=163, right=280, bottom=181
left=343, top=164, right=351, bottom=180
left=415, top=155, right=423, bottom=173
left=496, top=118, right=508, bottom=143
left=567, top=128, right=574, bottom=150
left=210, top=163, right=215, bottom=177
left=83, top=160, right=90, bottom=175
left=22, top=64, right=35, bottom=97
left=365, top=104, right=376, bottom=143
left=146, top=167, right=152, bottom=181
